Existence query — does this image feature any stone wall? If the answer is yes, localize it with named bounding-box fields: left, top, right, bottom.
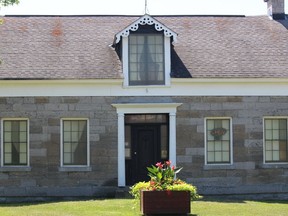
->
left=0, top=96, right=287, bottom=198
left=0, top=96, right=118, bottom=198
left=174, top=96, right=288, bottom=196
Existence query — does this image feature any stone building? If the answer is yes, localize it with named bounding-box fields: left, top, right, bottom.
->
left=0, top=0, right=287, bottom=199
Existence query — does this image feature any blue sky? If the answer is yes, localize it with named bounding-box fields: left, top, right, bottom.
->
left=0, top=0, right=287, bottom=16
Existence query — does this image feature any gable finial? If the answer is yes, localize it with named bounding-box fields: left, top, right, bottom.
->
left=145, top=0, right=149, bottom=14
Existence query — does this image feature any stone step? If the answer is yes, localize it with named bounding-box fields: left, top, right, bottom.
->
left=115, top=187, right=132, bottom=198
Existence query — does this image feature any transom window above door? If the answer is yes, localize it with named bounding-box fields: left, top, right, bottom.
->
left=129, top=34, right=164, bottom=85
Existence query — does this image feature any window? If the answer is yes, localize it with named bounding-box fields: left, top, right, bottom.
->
left=61, top=119, right=89, bottom=166
left=1, top=119, right=29, bottom=166
left=264, top=118, right=288, bottom=163
left=129, top=34, right=164, bottom=85
left=205, top=118, right=232, bottom=164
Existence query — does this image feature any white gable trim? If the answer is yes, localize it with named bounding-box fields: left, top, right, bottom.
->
left=114, top=14, right=177, bottom=44
left=111, top=103, right=182, bottom=187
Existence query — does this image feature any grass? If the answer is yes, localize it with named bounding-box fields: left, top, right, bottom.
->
left=0, top=199, right=287, bottom=216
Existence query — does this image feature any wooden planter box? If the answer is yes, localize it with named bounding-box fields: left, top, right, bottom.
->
left=140, top=190, right=191, bottom=215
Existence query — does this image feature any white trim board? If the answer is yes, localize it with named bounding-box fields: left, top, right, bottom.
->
left=1, top=78, right=288, bottom=97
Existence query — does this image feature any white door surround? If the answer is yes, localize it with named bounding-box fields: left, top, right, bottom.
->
left=111, top=103, right=182, bottom=186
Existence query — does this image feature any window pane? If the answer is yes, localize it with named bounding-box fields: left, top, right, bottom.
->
left=265, top=119, right=272, bottom=129
left=215, top=142, right=222, bottom=151
left=222, top=142, right=229, bottom=151
left=266, top=141, right=272, bottom=150
left=266, top=130, right=272, bottom=140
left=222, top=152, right=230, bottom=162
left=207, top=142, right=214, bottom=151
left=272, top=141, right=279, bottom=150
left=273, top=151, right=280, bottom=161
left=20, top=143, right=27, bottom=153
left=71, top=121, right=78, bottom=131
left=266, top=151, right=272, bottom=161
left=273, top=120, right=279, bottom=129
left=4, top=132, right=12, bottom=142
left=273, top=129, right=279, bottom=139
left=63, top=121, right=71, bottom=131
left=4, top=121, right=11, bottom=131
left=71, top=132, right=79, bottom=142
left=5, top=143, right=12, bottom=153
left=19, top=153, right=27, bottom=164
left=5, top=154, right=12, bottom=164
left=20, top=132, right=27, bottom=142
left=64, top=153, right=71, bottom=164
left=207, top=152, right=215, bottom=162
left=19, top=121, right=27, bottom=131
left=215, top=152, right=222, bottom=162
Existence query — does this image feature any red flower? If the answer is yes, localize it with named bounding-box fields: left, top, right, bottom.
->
left=156, top=162, right=163, bottom=168
left=171, top=165, right=175, bottom=170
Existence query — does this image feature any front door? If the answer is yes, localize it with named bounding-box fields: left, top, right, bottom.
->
left=132, top=125, right=160, bottom=183
left=125, top=114, right=169, bottom=185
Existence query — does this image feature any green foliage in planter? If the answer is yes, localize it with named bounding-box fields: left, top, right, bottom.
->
left=166, top=180, right=199, bottom=200
left=130, top=181, right=150, bottom=199
left=130, top=161, right=200, bottom=201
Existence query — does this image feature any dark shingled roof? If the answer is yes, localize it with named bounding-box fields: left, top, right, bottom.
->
left=0, top=15, right=287, bottom=80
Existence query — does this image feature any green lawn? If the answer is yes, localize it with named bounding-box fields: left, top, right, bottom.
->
left=0, top=199, right=287, bottom=216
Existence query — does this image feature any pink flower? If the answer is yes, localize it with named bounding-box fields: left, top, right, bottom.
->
left=166, top=160, right=171, bottom=166
left=156, top=162, right=163, bottom=168
left=171, top=165, right=175, bottom=170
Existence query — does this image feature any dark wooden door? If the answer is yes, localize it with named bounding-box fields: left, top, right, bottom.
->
left=131, top=125, right=161, bottom=184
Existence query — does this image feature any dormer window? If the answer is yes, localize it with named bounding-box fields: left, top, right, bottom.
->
left=129, top=34, right=164, bottom=85
left=113, top=15, right=177, bottom=87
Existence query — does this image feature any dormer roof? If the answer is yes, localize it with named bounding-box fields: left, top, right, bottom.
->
left=113, top=14, right=177, bottom=45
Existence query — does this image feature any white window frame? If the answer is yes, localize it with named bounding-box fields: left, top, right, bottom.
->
left=122, top=36, right=171, bottom=87
left=60, top=118, right=90, bottom=168
left=1, top=118, right=30, bottom=167
left=204, top=117, right=233, bottom=165
left=263, top=116, right=288, bottom=165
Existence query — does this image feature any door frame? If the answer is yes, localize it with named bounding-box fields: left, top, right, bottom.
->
left=112, top=103, right=182, bottom=187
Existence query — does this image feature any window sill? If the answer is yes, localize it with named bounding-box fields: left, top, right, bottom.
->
left=58, top=166, right=92, bottom=172
left=122, top=84, right=171, bottom=89
left=260, top=163, right=288, bottom=169
left=0, top=166, right=31, bottom=172
left=204, top=164, right=234, bottom=170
